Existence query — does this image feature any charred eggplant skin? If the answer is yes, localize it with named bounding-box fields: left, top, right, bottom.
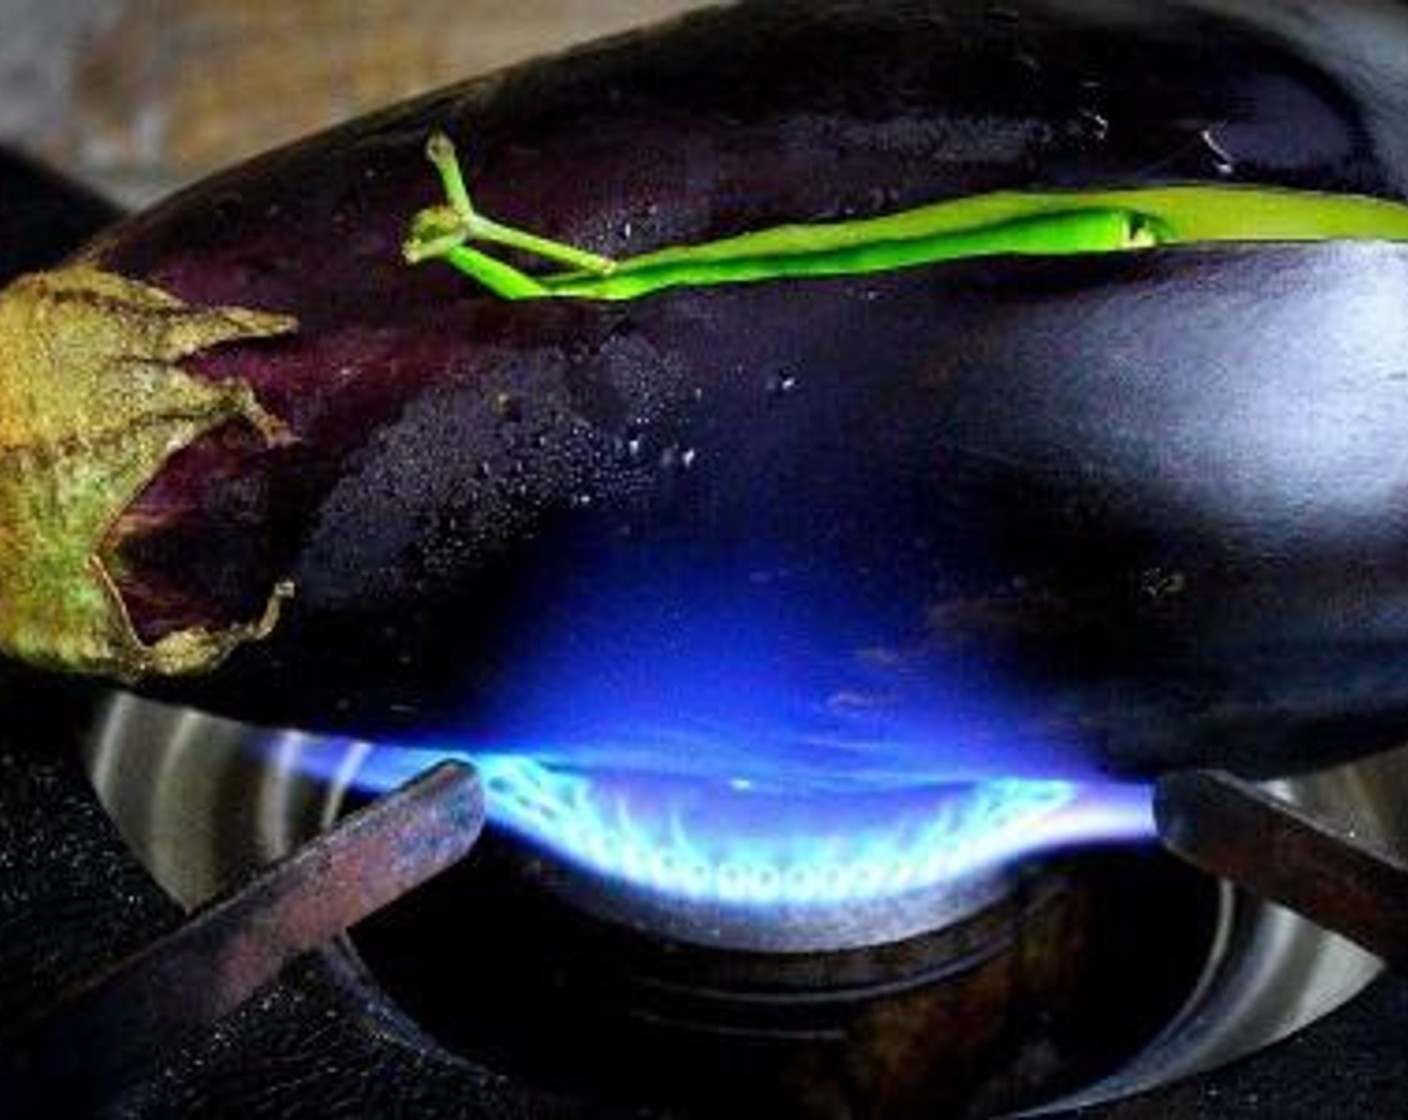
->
left=25, top=0, right=1408, bottom=777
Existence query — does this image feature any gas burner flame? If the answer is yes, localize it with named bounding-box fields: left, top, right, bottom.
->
left=330, top=744, right=1153, bottom=908
left=286, top=565, right=1159, bottom=906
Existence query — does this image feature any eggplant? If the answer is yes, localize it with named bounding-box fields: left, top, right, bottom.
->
left=4, top=0, right=1408, bottom=780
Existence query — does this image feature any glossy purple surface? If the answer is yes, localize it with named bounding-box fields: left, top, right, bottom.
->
left=89, top=1, right=1408, bottom=779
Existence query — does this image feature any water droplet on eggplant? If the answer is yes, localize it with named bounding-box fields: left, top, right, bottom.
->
left=1075, top=108, right=1110, bottom=143
left=767, top=372, right=800, bottom=399
left=659, top=444, right=697, bottom=473
left=1200, top=128, right=1238, bottom=176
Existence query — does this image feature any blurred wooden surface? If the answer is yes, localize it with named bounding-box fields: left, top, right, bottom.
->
left=0, top=0, right=712, bottom=204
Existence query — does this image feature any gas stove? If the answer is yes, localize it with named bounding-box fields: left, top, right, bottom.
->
left=6, top=29, right=1408, bottom=1112
left=3, top=672, right=1408, bottom=1117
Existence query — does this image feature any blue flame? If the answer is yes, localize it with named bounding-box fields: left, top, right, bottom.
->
left=332, top=743, right=1153, bottom=907
left=287, top=544, right=1158, bottom=907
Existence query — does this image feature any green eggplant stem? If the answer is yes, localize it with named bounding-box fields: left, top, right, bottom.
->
left=404, top=130, right=1408, bottom=302
left=407, top=133, right=617, bottom=282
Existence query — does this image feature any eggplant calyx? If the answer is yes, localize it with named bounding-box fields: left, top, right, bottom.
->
left=122, top=579, right=295, bottom=678
left=0, top=265, right=299, bottom=681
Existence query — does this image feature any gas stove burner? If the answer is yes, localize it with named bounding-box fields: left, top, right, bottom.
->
left=498, top=767, right=1073, bottom=951
left=321, top=744, right=1152, bottom=950
left=353, top=841, right=1144, bottom=1116
left=469, top=759, right=1081, bottom=910
left=85, top=692, right=1408, bottom=1115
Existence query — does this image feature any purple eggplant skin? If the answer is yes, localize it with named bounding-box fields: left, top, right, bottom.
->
left=60, top=0, right=1408, bottom=779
